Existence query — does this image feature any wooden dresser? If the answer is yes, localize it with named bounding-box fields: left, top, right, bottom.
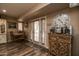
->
left=48, top=33, right=72, bottom=56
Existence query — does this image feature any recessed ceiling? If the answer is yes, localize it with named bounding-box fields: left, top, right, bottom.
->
left=0, top=3, right=48, bottom=18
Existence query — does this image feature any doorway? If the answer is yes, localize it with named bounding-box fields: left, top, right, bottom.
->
left=30, top=17, right=47, bottom=46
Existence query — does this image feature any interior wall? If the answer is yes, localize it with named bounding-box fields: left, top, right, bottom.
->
left=46, top=7, right=79, bottom=56
left=27, top=22, right=33, bottom=41
left=24, top=23, right=29, bottom=41
left=27, top=6, right=79, bottom=55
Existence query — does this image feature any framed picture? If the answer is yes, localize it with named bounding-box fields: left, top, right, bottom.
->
left=8, top=22, right=17, bottom=29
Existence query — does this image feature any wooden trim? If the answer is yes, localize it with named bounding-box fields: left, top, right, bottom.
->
left=28, top=16, right=46, bottom=23
left=29, top=16, right=47, bottom=47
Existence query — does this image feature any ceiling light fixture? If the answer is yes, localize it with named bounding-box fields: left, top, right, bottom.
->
left=2, top=9, right=7, bottom=13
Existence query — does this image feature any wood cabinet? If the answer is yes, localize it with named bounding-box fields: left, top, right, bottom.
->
left=48, top=33, right=72, bottom=56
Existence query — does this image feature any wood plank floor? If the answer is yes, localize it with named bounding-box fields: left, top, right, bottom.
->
left=0, top=41, right=49, bottom=56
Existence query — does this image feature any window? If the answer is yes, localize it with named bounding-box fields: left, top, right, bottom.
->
left=41, top=19, right=46, bottom=44
left=34, top=21, right=40, bottom=42
left=18, top=22, right=23, bottom=31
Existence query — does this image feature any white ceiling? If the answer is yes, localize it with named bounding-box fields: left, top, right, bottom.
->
left=23, top=3, right=69, bottom=21
left=0, top=3, right=48, bottom=18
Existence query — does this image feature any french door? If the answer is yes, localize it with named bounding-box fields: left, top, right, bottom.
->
left=41, top=19, right=46, bottom=44
left=34, top=20, right=40, bottom=42
left=30, top=17, right=47, bottom=45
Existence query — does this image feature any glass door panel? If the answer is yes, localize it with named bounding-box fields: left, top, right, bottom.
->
left=34, top=21, right=40, bottom=42
left=41, top=18, right=46, bottom=44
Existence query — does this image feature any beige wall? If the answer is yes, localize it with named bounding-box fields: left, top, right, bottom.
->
left=27, top=6, right=79, bottom=55
left=46, top=7, right=79, bottom=55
